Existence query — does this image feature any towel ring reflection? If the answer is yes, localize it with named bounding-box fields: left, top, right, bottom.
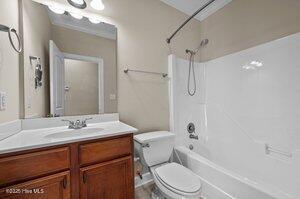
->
left=0, top=24, right=22, bottom=53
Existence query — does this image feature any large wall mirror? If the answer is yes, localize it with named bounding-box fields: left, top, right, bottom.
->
left=22, top=0, right=117, bottom=118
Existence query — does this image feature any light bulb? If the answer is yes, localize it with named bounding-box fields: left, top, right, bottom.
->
left=67, top=0, right=86, bottom=9
left=90, top=0, right=105, bottom=11
left=89, top=17, right=101, bottom=24
left=70, top=0, right=85, bottom=5
left=70, top=12, right=83, bottom=19
left=48, top=5, right=65, bottom=14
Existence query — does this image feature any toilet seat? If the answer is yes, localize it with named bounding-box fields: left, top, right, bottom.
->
left=151, top=163, right=202, bottom=198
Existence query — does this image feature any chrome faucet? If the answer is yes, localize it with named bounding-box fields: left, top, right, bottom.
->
left=62, top=118, right=93, bottom=129
left=189, top=134, right=199, bottom=140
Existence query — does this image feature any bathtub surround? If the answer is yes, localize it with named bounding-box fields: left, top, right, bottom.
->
left=169, top=32, right=300, bottom=199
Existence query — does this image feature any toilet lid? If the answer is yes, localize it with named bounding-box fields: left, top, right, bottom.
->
left=154, top=163, right=201, bottom=194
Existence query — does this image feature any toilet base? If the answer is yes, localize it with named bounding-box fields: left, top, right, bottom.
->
left=151, top=185, right=168, bottom=199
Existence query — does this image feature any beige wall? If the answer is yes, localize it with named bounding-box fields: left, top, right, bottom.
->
left=110, top=0, right=203, bottom=133
left=65, top=59, right=98, bottom=116
left=0, top=0, right=20, bottom=123
left=51, top=25, right=117, bottom=113
left=22, top=0, right=52, bottom=118
left=198, top=0, right=300, bottom=61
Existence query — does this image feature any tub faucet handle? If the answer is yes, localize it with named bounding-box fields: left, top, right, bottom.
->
left=189, top=134, right=199, bottom=140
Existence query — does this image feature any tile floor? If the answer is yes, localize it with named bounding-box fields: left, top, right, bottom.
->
left=135, top=182, right=205, bottom=199
left=135, top=182, right=155, bottom=199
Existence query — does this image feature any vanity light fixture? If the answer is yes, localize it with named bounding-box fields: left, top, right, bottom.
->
left=70, top=12, right=83, bottom=19
left=88, top=17, right=101, bottom=24
left=242, top=60, right=263, bottom=70
left=90, top=0, right=105, bottom=11
left=250, top=61, right=263, bottom=67
left=67, top=0, right=87, bottom=9
left=48, top=5, right=65, bottom=14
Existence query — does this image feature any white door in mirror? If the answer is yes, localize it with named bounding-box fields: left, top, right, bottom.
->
left=0, top=92, right=7, bottom=111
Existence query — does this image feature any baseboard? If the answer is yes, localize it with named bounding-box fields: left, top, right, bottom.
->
left=135, top=172, right=153, bottom=188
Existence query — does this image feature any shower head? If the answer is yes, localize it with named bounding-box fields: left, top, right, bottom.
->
left=186, top=39, right=209, bottom=55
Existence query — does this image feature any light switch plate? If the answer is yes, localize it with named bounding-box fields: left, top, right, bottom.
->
left=27, top=96, right=32, bottom=108
left=0, top=92, right=7, bottom=111
left=110, top=94, right=116, bottom=100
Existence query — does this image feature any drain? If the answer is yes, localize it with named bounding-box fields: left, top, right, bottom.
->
left=189, top=145, right=194, bottom=150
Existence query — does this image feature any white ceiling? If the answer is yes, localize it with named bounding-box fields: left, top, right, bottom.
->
left=160, top=0, right=232, bottom=21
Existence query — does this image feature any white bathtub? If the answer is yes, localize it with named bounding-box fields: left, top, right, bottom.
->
left=174, top=146, right=291, bottom=199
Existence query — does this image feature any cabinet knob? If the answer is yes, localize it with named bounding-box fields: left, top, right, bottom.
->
left=83, top=172, right=87, bottom=183
left=62, top=177, right=67, bottom=189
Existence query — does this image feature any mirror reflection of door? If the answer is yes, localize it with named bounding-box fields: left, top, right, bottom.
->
left=64, top=59, right=98, bottom=116
left=49, top=40, right=65, bottom=117
left=50, top=40, right=104, bottom=117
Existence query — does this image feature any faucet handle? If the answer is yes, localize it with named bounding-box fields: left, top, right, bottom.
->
left=82, top=117, right=93, bottom=127
left=83, top=117, right=93, bottom=122
left=62, top=119, right=75, bottom=129
left=62, top=119, right=74, bottom=124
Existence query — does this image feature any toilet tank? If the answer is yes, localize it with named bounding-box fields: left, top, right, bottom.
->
left=134, top=131, right=175, bottom=167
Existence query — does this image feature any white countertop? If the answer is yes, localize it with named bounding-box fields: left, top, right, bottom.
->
left=0, top=121, right=138, bottom=155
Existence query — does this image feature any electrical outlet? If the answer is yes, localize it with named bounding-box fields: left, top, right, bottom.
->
left=0, top=92, right=7, bottom=111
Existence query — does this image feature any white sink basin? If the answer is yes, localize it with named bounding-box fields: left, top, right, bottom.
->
left=44, top=128, right=104, bottom=139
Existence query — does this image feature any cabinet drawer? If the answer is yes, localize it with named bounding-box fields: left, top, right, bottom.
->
left=79, top=136, right=132, bottom=166
left=0, top=147, right=70, bottom=186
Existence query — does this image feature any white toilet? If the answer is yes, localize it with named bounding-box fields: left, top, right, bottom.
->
left=134, top=131, right=202, bottom=199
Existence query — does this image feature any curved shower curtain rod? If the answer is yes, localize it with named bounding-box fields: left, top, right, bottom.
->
left=166, top=0, right=216, bottom=44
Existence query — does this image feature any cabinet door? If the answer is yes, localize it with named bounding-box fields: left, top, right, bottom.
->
left=0, top=171, right=70, bottom=199
left=80, top=156, right=133, bottom=199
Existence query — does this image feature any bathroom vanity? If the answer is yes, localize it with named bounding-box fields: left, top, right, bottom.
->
left=0, top=120, right=137, bottom=199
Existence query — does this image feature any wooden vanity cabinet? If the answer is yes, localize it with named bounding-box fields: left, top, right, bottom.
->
left=0, top=134, right=134, bottom=199
left=80, top=156, right=133, bottom=199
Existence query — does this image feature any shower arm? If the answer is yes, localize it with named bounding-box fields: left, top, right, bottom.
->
left=166, top=0, right=215, bottom=44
